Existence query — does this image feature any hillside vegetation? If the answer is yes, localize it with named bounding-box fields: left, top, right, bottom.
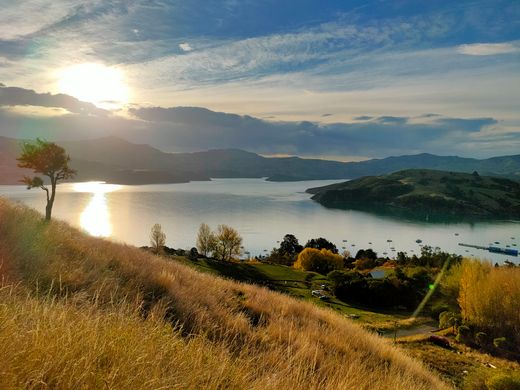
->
left=0, top=198, right=447, bottom=389
left=307, top=169, right=520, bottom=220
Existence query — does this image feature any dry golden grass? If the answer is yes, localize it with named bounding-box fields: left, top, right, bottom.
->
left=0, top=198, right=449, bottom=389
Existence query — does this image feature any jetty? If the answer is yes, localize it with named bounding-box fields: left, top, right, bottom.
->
left=458, top=243, right=518, bottom=257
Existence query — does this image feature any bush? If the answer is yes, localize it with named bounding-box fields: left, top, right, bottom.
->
left=486, top=373, right=520, bottom=390
left=465, top=369, right=520, bottom=390
left=456, top=325, right=471, bottom=343
left=438, top=311, right=459, bottom=329
left=294, top=248, right=344, bottom=274
left=493, top=337, right=507, bottom=349
left=475, top=332, right=488, bottom=347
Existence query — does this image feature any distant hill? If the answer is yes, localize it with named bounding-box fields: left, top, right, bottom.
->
left=2, top=136, right=520, bottom=184
left=307, top=169, right=520, bottom=220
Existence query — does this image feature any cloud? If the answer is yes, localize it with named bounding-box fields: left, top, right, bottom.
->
left=126, top=106, right=508, bottom=158
left=0, top=85, right=108, bottom=116
left=0, top=93, right=516, bottom=159
left=0, top=0, right=87, bottom=40
left=179, top=43, right=193, bottom=52
left=457, top=42, right=520, bottom=56
left=375, top=116, right=408, bottom=125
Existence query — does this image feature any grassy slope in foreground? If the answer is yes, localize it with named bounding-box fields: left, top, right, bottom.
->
left=307, top=169, right=520, bottom=220
left=0, top=198, right=446, bottom=389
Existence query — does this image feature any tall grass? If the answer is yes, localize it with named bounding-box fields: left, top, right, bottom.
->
left=459, top=259, right=520, bottom=347
left=0, top=198, right=448, bottom=389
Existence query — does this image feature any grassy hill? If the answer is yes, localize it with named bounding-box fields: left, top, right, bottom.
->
left=0, top=198, right=447, bottom=389
left=307, top=169, right=520, bottom=220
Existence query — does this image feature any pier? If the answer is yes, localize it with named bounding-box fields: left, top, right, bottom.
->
left=458, top=243, right=518, bottom=257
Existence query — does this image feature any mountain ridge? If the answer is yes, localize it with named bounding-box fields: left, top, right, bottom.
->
left=1, top=136, right=520, bottom=185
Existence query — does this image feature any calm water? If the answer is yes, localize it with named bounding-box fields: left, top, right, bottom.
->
left=1, top=179, right=519, bottom=263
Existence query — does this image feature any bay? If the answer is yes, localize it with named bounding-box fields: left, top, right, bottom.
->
left=1, top=178, right=518, bottom=264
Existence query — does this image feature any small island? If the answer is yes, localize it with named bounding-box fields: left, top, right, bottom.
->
left=307, top=169, right=520, bottom=220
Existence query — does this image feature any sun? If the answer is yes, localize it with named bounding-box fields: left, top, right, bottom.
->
left=57, top=63, right=130, bottom=110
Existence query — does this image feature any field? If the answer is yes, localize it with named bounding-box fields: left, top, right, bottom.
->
left=175, top=256, right=422, bottom=327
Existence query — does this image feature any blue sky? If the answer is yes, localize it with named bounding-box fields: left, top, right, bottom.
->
left=0, top=0, right=519, bottom=159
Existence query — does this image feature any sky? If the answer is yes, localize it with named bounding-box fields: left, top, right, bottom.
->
left=0, top=0, right=519, bottom=160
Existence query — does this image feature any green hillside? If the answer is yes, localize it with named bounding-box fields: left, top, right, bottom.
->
left=307, top=169, right=520, bottom=220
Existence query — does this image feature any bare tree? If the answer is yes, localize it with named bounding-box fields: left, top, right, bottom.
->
left=17, top=139, right=76, bottom=220
left=214, top=224, right=242, bottom=261
left=150, top=223, right=166, bottom=254
left=196, top=223, right=216, bottom=257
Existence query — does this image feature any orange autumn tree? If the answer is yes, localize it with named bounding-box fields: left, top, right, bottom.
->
left=17, top=139, right=76, bottom=221
left=294, top=247, right=344, bottom=274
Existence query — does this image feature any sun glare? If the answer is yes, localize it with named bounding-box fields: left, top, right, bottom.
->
left=75, top=182, right=121, bottom=237
left=57, top=63, right=130, bottom=110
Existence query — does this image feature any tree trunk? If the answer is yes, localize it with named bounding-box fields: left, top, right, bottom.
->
left=45, top=176, right=57, bottom=221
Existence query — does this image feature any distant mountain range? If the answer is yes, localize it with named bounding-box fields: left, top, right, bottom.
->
left=1, top=136, right=520, bottom=185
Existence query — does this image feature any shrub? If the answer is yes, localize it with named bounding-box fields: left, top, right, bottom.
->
left=475, top=332, right=488, bottom=347
left=493, top=337, right=507, bottom=349
left=486, top=373, right=520, bottom=390
left=465, top=369, right=520, bottom=390
left=438, top=311, right=459, bottom=330
left=456, top=325, right=471, bottom=344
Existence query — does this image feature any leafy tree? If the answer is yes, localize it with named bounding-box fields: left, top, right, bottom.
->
left=279, top=234, right=303, bottom=257
left=294, top=248, right=343, bottom=274
left=214, top=224, right=242, bottom=261
left=196, top=223, right=217, bottom=257
left=17, top=139, right=76, bottom=220
left=150, top=223, right=166, bottom=255
left=355, top=248, right=377, bottom=261
left=269, top=234, right=303, bottom=265
left=305, top=237, right=338, bottom=254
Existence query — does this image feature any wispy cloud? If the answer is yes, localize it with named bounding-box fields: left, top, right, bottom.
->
left=458, top=42, right=520, bottom=55
left=179, top=43, right=193, bottom=52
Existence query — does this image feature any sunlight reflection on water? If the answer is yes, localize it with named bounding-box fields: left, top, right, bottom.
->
left=75, top=182, right=121, bottom=237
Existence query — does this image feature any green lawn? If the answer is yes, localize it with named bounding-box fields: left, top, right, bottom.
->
left=173, top=256, right=414, bottom=326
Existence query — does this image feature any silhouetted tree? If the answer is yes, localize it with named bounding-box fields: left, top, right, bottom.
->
left=305, top=237, right=338, bottom=254
left=189, top=247, right=199, bottom=261
left=17, top=139, right=76, bottom=220
left=269, top=234, right=304, bottom=266
left=279, top=234, right=303, bottom=257
left=355, top=248, right=378, bottom=261
left=150, top=223, right=166, bottom=254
